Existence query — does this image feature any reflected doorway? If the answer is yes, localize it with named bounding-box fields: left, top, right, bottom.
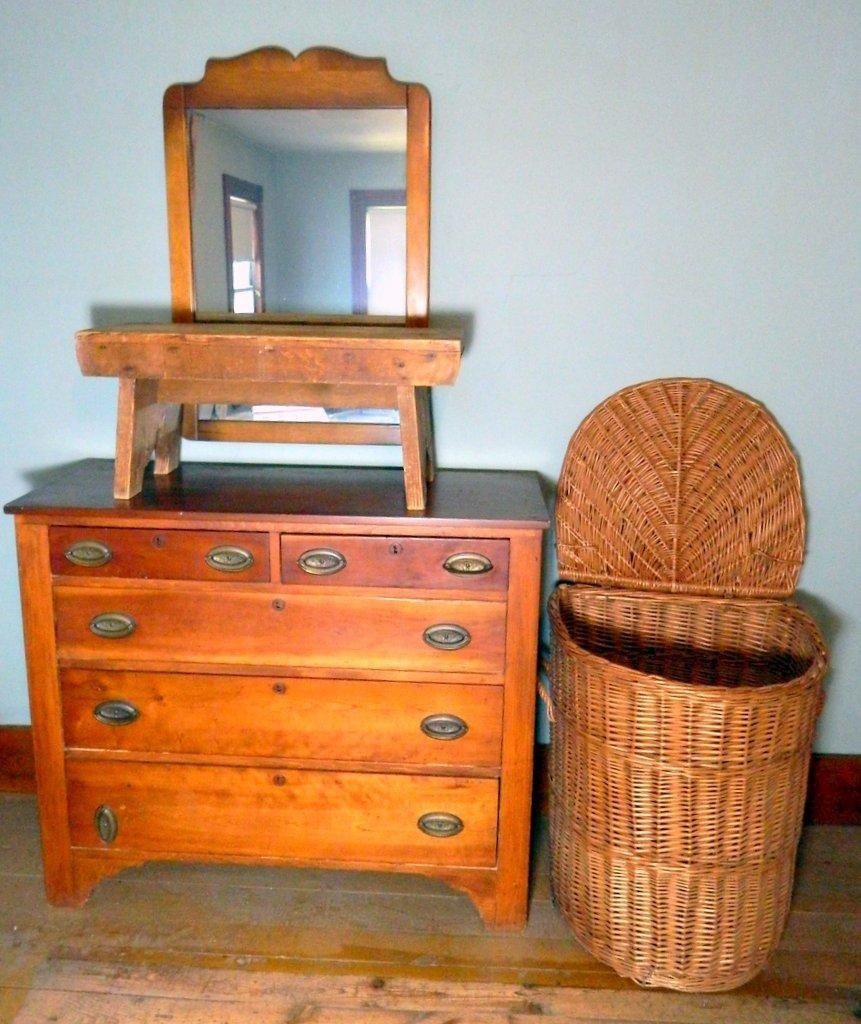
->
left=350, top=189, right=406, bottom=316
left=223, top=174, right=264, bottom=314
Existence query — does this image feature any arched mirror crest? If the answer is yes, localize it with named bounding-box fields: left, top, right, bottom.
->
left=164, top=47, right=430, bottom=330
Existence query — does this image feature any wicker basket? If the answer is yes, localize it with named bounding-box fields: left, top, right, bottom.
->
left=547, top=379, right=827, bottom=992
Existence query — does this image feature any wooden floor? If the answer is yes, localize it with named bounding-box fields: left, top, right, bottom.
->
left=0, top=794, right=857, bottom=1022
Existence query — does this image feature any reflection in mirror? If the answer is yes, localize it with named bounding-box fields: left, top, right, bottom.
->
left=162, top=47, right=432, bottom=441
left=190, top=108, right=407, bottom=320
left=223, top=175, right=263, bottom=313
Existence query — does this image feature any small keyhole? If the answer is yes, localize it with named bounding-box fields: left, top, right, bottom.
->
left=273, top=774, right=286, bottom=786
left=389, top=543, right=403, bottom=555
left=151, top=535, right=166, bottom=549
left=272, top=599, right=285, bottom=612
left=272, top=682, right=286, bottom=694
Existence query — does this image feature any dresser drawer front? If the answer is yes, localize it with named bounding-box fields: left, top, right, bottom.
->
left=55, top=588, right=507, bottom=673
left=62, top=669, right=503, bottom=767
left=281, top=535, right=509, bottom=592
left=50, top=527, right=270, bottom=582
left=67, top=761, right=499, bottom=867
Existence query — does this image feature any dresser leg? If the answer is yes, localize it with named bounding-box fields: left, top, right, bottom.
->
left=53, top=851, right=146, bottom=907
left=440, top=870, right=528, bottom=931
left=470, top=886, right=529, bottom=930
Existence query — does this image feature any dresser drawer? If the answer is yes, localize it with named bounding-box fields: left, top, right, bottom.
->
left=61, top=669, right=503, bottom=767
left=54, top=587, right=507, bottom=674
left=50, top=527, right=270, bottom=582
left=281, top=535, right=509, bottom=592
left=67, top=761, right=499, bottom=867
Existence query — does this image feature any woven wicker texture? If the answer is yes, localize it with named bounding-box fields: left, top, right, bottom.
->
left=548, top=378, right=827, bottom=992
left=549, top=588, right=826, bottom=991
left=555, top=378, right=804, bottom=596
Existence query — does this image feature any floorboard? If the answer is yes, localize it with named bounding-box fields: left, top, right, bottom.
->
left=0, top=795, right=857, bottom=1023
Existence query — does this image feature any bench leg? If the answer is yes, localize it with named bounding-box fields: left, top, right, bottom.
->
left=114, top=378, right=181, bottom=499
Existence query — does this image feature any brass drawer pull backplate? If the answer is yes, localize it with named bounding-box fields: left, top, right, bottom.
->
left=65, top=540, right=112, bottom=568
left=89, top=612, right=136, bottom=639
left=418, top=811, right=464, bottom=838
left=423, top=624, right=471, bottom=651
left=205, top=545, right=255, bottom=572
left=443, top=552, right=493, bottom=576
left=298, top=548, right=347, bottom=576
left=93, top=700, right=140, bottom=726
left=420, top=713, right=469, bottom=740
left=94, top=804, right=118, bottom=844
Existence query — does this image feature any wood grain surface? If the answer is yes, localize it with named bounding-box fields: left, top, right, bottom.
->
left=4, top=461, right=550, bottom=530
left=61, top=669, right=503, bottom=767
left=280, top=535, right=509, bottom=591
left=7, top=465, right=547, bottom=926
left=0, top=797, right=857, bottom=1022
left=65, top=761, right=499, bottom=866
left=50, top=526, right=271, bottom=582
left=54, top=586, right=508, bottom=673
left=76, top=324, right=461, bottom=386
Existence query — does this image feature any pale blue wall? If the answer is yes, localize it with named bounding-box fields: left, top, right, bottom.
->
left=1, top=1, right=858, bottom=751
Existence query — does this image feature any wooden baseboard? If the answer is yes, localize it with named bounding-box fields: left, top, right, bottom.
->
left=0, top=725, right=36, bottom=793
left=806, top=754, right=861, bottom=825
left=2, top=727, right=858, bottom=825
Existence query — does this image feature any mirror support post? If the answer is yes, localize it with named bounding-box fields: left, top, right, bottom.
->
left=163, top=85, right=195, bottom=321
left=405, top=83, right=431, bottom=325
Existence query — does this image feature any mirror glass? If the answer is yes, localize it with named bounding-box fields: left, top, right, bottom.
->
left=189, top=108, right=408, bottom=321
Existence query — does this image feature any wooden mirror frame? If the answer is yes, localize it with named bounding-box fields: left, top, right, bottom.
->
left=163, top=46, right=431, bottom=442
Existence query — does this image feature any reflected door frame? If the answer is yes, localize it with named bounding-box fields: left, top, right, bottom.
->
left=350, top=188, right=406, bottom=315
left=222, top=174, right=265, bottom=314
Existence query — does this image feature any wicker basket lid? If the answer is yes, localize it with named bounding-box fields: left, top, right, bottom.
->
left=555, top=378, right=805, bottom=597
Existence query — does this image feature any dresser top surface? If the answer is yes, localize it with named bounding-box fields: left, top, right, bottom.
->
left=5, top=460, right=549, bottom=530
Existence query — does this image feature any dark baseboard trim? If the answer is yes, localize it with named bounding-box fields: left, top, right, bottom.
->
left=0, top=726, right=36, bottom=793
left=806, top=754, right=861, bottom=826
left=2, top=727, right=858, bottom=825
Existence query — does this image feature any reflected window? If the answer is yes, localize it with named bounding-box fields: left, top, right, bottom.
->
left=223, top=175, right=264, bottom=314
left=350, top=189, right=406, bottom=316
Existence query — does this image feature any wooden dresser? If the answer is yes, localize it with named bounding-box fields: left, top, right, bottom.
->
left=6, top=460, right=548, bottom=929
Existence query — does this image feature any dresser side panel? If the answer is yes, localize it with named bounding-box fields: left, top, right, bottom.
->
left=14, top=520, right=77, bottom=903
left=494, top=527, right=544, bottom=926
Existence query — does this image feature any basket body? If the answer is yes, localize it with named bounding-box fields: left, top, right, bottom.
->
left=548, top=379, right=827, bottom=991
left=548, top=587, right=826, bottom=991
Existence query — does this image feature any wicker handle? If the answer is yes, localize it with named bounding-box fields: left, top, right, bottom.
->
left=538, top=662, right=555, bottom=724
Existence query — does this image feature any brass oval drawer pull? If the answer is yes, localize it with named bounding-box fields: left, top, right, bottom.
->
left=205, top=545, right=255, bottom=572
left=93, top=700, right=140, bottom=726
left=420, top=713, right=469, bottom=741
left=298, top=548, right=347, bottom=576
left=423, top=624, right=471, bottom=651
left=443, top=552, right=493, bottom=576
left=89, top=612, right=136, bottom=639
left=65, top=540, right=112, bottom=568
left=94, top=804, right=118, bottom=844
left=418, top=812, right=464, bottom=838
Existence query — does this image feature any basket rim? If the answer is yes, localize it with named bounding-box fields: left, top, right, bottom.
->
left=548, top=585, right=828, bottom=700
left=555, top=377, right=805, bottom=598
